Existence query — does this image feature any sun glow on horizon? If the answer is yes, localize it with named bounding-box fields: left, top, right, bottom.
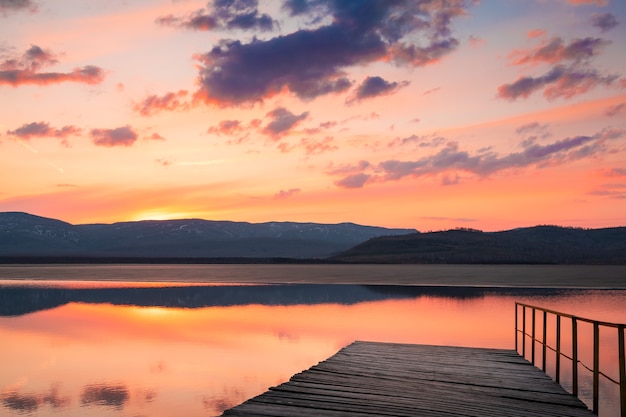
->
left=131, top=210, right=201, bottom=222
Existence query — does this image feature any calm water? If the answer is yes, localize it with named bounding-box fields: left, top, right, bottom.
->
left=0, top=265, right=625, bottom=417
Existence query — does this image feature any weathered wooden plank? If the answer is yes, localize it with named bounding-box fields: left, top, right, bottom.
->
left=221, top=341, right=595, bottom=417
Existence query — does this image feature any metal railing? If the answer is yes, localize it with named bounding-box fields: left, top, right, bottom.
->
left=515, top=302, right=626, bottom=416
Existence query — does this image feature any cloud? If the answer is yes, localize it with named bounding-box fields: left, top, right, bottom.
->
left=192, top=0, right=472, bottom=105
left=156, top=0, right=275, bottom=32
left=7, top=121, right=81, bottom=139
left=146, top=132, right=166, bottom=141
left=332, top=128, right=625, bottom=186
left=497, top=64, right=618, bottom=101
left=262, top=107, right=308, bottom=138
left=0, top=45, right=104, bottom=86
left=207, top=119, right=243, bottom=136
left=441, top=173, right=460, bottom=185
left=601, top=168, right=626, bottom=177
left=7, top=121, right=81, bottom=146
left=590, top=12, right=619, bottom=32
left=300, top=136, right=337, bottom=155
left=604, top=102, right=626, bottom=117
left=334, top=173, right=371, bottom=189
left=346, top=76, right=409, bottom=104
left=468, top=35, right=486, bottom=47
left=90, top=125, right=138, bottom=147
left=507, top=37, right=610, bottom=67
left=588, top=183, right=626, bottom=199
left=566, top=0, right=608, bottom=5
left=134, top=90, right=189, bottom=116
left=388, top=134, right=445, bottom=148
left=274, top=188, right=300, bottom=199
left=500, top=35, right=619, bottom=101
left=527, top=29, right=546, bottom=39
left=156, top=158, right=173, bottom=167
left=0, top=0, right=36, bottom=14
left=515, top=122, right=551, bottom=147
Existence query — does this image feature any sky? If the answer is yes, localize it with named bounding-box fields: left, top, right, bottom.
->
left=0, top=0, right=625, bottom=231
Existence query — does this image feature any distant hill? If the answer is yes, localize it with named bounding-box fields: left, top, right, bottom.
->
left=0, top=212, right=416, bottom=259
left=331, top=226, right=626, bottom=264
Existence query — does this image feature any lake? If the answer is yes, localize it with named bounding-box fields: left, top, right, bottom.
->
left=0, top=264, right=625, bottom=416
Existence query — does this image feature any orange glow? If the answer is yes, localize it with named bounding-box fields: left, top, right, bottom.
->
left=1, top=287, right=624, bottom=416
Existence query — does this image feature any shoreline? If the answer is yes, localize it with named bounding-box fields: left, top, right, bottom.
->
left=0, top=264, right=625, bottom=288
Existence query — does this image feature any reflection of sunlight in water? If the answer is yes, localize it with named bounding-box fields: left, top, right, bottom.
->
left=0, top=284, right=624, bottom=417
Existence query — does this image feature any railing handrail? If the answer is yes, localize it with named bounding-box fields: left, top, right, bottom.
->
left=516, top=301, right=625, bottom=329
left=515, top=302, right=626, bottom=417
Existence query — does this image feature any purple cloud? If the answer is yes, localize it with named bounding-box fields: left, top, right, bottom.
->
left=332, top=128, right=626, bottom=187
left=7, top=121, right=81, bottom=139
left=134, top=90, right=189, bottom=116
left=90, top=126, right=138, bottom=147
left=334, top=173, right=371, bottom=189
left=388, top=134, right=445, bottom=148
left=346, top=76, right=409, bottom=104
left=603, top=168, right=626, bottom=177
left=508, top=37, right=610, bottom=66
left=207, top=119, right=243, bottom=136
left=605, top=102, right=625, bottom=117
left=588, top=183, right=626, bottom=199
left=0, top=45, right=104, bottom=86
left=7, top=121, right=81, bottom=146
left=262, top=107, right=308, bottom=138
left=192, top=0, right=471, bottom=105
left=590, top=12, right=619, bottom=32
left=0, top=0, right=36, bottom=14
left=300, top=136, right=337, bottom=155
left=157, top=0, right=275, bottom=32
left=497, top=64, right=617, bottom=101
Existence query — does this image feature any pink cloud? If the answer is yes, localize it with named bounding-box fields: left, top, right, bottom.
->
left=566, top=0, right=608, bottom=6
left=497, top=65, right=617, bottom=101
left=274, top=188, right=301, bottom=199
left=0, top=45, right=104, bottom=86
left=507, top=37, right=609, bottom=67
left=90, top=126, right=138, bottom=147
left=332, top=128, right=626, bottom=187
left=207, top=120, right=243, bottom=136
left=134, top=90, right=189, bottom=116
left=527, top=29, right=546, bottom=39
left=7, top=121, right=81, bottom=146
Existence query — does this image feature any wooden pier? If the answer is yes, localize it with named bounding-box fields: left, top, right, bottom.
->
left=221, top=341, right=594, bottom=417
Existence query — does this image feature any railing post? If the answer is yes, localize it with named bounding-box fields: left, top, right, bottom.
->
left=593, top=322, right=599, bottom=414
left=619, top=324, right=625, bottom=417
left=573, top=317, right=578, bottom=397
left=522, top=306, right=526, bottom=358
left=515, top=303, right=518, bottom=352
left=530, top=308, right=535, bottom=365
left=556, top=315, right=561, bottom=384
left=542, top=310, right=547, bottom=372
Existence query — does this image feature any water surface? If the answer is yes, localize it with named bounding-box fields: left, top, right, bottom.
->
left=0, top=265, right=624, bottom=416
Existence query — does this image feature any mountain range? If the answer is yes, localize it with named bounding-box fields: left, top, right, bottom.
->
left=330, top=226, right=626, bottom=264
left=1, top=212, right=625, bottom=264
left=0, top=212, right=415, bottom=259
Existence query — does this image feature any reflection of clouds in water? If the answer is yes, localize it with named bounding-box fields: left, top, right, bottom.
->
left=1, top=385, right=71, bottom=412
left=275, top=330, right=299, bottom=342
left=150, top=360, right=167, bottom=373
left=202, top=387, right=247, bottom=414
left=80, top=383, right=129, bottom=409
left=1, top=392, right=38, bottom=412
left=137, top=388, right=157, bottom=403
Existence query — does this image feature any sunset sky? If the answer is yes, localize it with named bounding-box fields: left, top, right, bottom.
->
left=1, top=0, right=625, bottom=231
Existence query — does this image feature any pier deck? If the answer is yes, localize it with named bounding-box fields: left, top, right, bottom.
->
left=222, top=341, right=594, bottom=417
